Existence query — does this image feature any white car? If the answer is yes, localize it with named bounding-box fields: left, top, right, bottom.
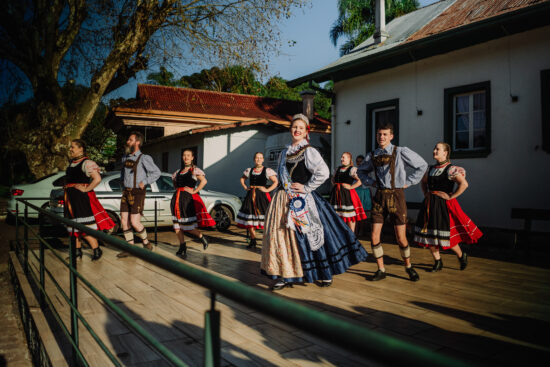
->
left=7, top=172, right=67, bottom=222
left=39, top=172, right=242, bottom=234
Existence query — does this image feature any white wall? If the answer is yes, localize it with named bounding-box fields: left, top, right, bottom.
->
left=333, top=26, right=550, bottom=230
left=144, top=127, right=272, bottom=198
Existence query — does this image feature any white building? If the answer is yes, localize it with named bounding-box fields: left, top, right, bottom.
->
left=108, top=85, right=331, bottom=197
left=290, top=0, right=550, bottom=231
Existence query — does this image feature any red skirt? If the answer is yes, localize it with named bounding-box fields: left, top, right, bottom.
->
left=329, top=184, right=368, bottom=223
left=192, top=193, right=216, bottom=227
left=65, top=186, right=114, bottom=238
left=447, top=199, right=482, bottom=248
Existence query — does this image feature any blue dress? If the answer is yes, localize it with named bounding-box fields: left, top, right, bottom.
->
left=260, top=141, right=368, bottom=283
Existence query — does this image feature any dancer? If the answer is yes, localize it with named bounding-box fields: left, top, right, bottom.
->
left=236, top=152, right=278, bottom=249
left=329, top=152, right=367, bottom=233
left=171, top=149, right=216, bottom=257
left=357, top=123, right=427, bottom=281
left=355, top=155, right=372, bottom=212
left=117, top=131, right=161, bottom=258
left=64, top=139, right=114, bottom=260
left=414, top=142, right=482, bottom=271
left=261, top=114, right=368, bottom=290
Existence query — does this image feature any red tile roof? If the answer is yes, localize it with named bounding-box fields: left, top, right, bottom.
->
left=114, top=84, right=330, bottom=127
left=407, top=0, right=548, bottom=42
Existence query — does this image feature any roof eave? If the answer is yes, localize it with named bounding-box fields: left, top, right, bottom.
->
left=287, top=1, right=550, bottom=87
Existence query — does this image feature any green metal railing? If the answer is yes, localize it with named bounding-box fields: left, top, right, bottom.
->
left=13, top=198, right=469, bottom=367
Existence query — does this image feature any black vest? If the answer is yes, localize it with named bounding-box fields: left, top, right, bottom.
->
left=249, top=167, right=268, bottom=187
left=428, top=165, right=455, bottom=194
left=286, top=160, right=312, bottom=184
left=66, top=159, right=90, bottom=184
left=175, top=168, right=197, bottom=188
left=334, top=166, right=355, bottom=185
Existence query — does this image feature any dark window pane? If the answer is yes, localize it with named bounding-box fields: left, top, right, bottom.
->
left=156, top=176, right=174, bottom=192
left=474, top=130, right=486, bottom=148
left=108, top=178, right=122, bottom=191
left=375, top=109, right=397, bottom=126
left=473, top=92, right=486, bottom=110
left=455, top=132, right=469, bottom=149
left=456, top=114, right=469, bottom=131
left=455, top=95, right=469, bottom=113
left=473, top=111, right=486, bottom=129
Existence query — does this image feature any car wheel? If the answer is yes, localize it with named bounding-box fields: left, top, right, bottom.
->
left=210, top=205, right=233, bottom=231
left=106, top=211, right=120, bottom=234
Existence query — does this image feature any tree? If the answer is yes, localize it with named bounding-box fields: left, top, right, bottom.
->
left=330, top=0, right=419, bottom=56
left=0, top=0, right=307, bottom=178
left=146, top=66, right=333, bottom=120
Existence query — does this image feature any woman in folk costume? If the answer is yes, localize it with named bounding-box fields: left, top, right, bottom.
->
left=64, top=139, right=114, bottom=260
left=261, top=114, right=368, bottom=290
left=414, top=142, right=482, bottom=271
left=171, top=149, right=216, bottom=257
left=330, top=152, right=367, bottom=233
left=236, top=152, right=278, bottom=249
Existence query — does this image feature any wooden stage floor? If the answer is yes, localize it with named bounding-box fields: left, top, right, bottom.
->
left=27, top=226, right=550, bottom=366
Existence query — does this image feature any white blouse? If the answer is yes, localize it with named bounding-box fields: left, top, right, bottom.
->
left=243, top=167, right=277, bottom=178
left=171, top=167, right=205, bottom=181
left=69, top=159, right=100, bottom=177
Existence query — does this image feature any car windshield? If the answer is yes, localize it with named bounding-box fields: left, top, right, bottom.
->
left=108, top=177, right=152, bottom=191
left=156, top=176, right=174, bottom=192
left=31, top=172, right=59, bottom=184
left=52, top=175, right=66, bottom=187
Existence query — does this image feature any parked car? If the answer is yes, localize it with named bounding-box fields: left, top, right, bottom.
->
left=39, top=172, right=242, bottom=236
left=6, top=172, right=67, bottom=223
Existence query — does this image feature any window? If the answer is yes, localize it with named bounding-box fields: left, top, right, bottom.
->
left=156, top=175, right=174, bottom=192
left=108, top=178, right=122, bottom=192
left=162, top=152, right=169, bottom=172
left=541, top=69, right=550, bottom=153
left=366, top=99, right=399, bottom=152
left=444, top=81, right=491, bottom=158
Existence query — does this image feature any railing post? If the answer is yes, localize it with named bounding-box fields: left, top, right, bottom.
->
left=69, top=230, right=79, bottom=365
left=15, top=201, right=19, bottom=255
left=204, top=291, right=220, bottom=367
left=24, top=205, right=29, bottom=274
left=39, top=237, right=46, bottom=309
left=154, top=200, right=158, bottom=244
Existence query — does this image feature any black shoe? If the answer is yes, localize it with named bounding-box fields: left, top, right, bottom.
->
left=91, top=247, right=103, bottom=261
left=319, top=280, right=333, bottom=287
left=406, top=267, right=420, bottom=281
left=371, top=270, right=387, bottom=281
left=247, top=238, right=257, bottom=249
left=75, top=247, right=83, bottom=259
left=200, top=235, right=209, bottom=250
left=116, top=251, right=130, bottom=258
left=176, top=242, right=187, bottom=257
left=272, top=280, right=293, bottom=291
left=459, top=253, right=468, bottom=270
left=431, top=259, right=443, bottom=272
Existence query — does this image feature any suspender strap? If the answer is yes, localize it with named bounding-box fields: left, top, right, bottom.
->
left=133, top=154, right=143, bottom=189
left=390, top=146, right=397, bottom=190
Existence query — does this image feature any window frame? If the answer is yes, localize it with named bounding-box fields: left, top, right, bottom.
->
left=444, top=81, right=491, bottom=158
left=366, top=98, right=399, bottom=153
left=541, top=69, right=550, bottom=153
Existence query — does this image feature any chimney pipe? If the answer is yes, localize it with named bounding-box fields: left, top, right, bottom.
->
left=300, top=90, right=315, bottom=121
left=374, top=0, right=388, bottom=44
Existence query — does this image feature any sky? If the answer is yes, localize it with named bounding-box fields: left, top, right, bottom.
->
left=107, top=0, right=438, bottom=100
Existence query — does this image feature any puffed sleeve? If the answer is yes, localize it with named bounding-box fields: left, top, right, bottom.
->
left=193, top=167, right=205, bottom=177
left=357, top=155, right=375, bottom=186
left=303, top=147, right=329, bottom=193
left=82, top=160, right=100, bottom=177
left=243, top=168, right=251, bottom=178
left=448, top=165, right=466, bottom=180
left=266, top=168, right=277, bottom=178
left=349, top=166, right=358, bottom=178
left=172, top=170, right=178, bottom=182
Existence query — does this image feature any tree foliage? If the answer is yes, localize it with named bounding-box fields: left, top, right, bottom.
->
left=330, top=0, right=419, bottom=56
left=146, top=65, right=333, bottom=119
left=0, top=0, right=307, bottom=178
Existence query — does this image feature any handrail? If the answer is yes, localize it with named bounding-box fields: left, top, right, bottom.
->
left=15, top=198, right=469, bottom=367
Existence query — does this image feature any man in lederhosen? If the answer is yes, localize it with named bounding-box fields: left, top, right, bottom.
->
left=117, top=131, right=161, bottom=258
left=357, top=123, right=427, bottom=281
